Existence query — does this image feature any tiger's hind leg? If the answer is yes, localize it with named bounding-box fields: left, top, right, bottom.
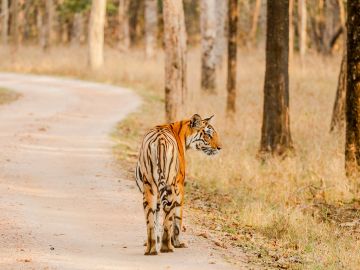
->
left=172, top=185, right=187, bottom=248
left=160, top=186, right=175, bottom=253
left=143, top=179, right=158, bottom=255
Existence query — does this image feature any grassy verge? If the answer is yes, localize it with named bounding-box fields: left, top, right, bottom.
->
left=1, top=45, right=360, bottom=269
left=0, top=88, right=21, bottom=105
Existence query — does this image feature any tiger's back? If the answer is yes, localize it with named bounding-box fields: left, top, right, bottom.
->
left=135, top=126, right=180, bottom=202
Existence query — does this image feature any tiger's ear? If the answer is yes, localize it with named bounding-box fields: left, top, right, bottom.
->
left=204, top=115, right=214, bottom=124
left=190, top=114, right=202, bottom=129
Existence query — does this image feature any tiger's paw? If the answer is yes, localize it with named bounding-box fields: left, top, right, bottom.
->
left=172, top=238, right=188, bottom=248
left=160, top=243, right=174, bottom=253
left=144, top=250, right=158, bottom=256
left=175, top=242, right=188, bottom=248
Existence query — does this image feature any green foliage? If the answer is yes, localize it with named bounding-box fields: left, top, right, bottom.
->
left=106, top=1, right=118, bottom=16
left=58, top=0, right=91, bottom=22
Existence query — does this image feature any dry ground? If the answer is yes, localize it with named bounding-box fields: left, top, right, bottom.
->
left=1, top=45, right=360, bottom=269
left=0, top=87, right=21, bottom=105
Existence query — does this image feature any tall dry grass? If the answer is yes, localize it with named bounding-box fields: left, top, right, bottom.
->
left=1, top=45, right=359, bottom=269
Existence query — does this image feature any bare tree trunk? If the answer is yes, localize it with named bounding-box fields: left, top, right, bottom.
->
left=345, top=0, right=360, bottom=179
left=23, top=0, right=31, bottom=41
left=200, top=0, right=216, bottom=93
left=329, top=0, right=346, bottom=133
left=37, top=3, right=47, bottom=50
left=289, top=0, right=294, bottom=61
left=163, top=0, right=187, bottom=122
left=298, top=0, right=307, bottom=60
left=249, top=0, right=261, bottom=44
left=1, top=0, right=9, bottom=44
left=260, top=0, right=293, bottom=157
left=226, top=0, right=238, bottom=115
left=72, top=13, right=84, bottom=46
left=118, top=0, right=130, bottom=50
left=330, top=52, right=347, bottom=133
left=46, top=0, right=55, bottom=46
left=10, top=0, right=19, bottom=48
left=215, top=0, right=227, bottom=67
left=145, top=0, right=157, bottom=58
left=88, top=0, right=107, bottom=70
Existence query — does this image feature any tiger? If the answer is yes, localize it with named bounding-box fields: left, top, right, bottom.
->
left=135, top=114, right=222, bottom=255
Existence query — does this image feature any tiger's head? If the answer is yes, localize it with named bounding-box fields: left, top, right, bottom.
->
left=185, top=114, right=222, bottom=156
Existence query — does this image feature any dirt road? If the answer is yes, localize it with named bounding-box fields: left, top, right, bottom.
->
left=0, top=73, right=237, bottom=270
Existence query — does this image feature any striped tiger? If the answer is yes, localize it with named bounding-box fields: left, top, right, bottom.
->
left=135, top=114, right=221, bottom=255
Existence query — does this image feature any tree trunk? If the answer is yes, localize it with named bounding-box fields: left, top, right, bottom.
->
left=144, top=0, right=157, bottom=58
left=330, top=0, right=346, bottom=133
left=88, top=0, right=107, bottom=70
left=10, top=0, right=19, bottom=48
left=46, top=0, right=55, bottom=46
left=226, top=0, right=238, bottom=115
left=298, top=0, right=307, bottom=60
left=345, top=1, right=360, bottom=178
left=72, top=13, right=84, bottom=46
left=1, top=0, right=9, bottom=44
left=260, top=0, right=293, bottom=156
left=249, top=0, right=261, bottom=44
left=330, top=52, right=347, bottom=133
left=289, top=0, right=294, bottom=61
left=163, top=0, right=187, bottom=122
left=214, top=0, right=227, bottom=67
left=118, top=0, right=130, bottom=51
left=200, top=0, right=216, bottom=93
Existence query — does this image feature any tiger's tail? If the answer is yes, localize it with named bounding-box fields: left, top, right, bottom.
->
left=135, top=162, right=143, bottom=193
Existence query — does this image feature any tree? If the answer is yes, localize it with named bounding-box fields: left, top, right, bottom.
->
left=144, top=0, right=157, bottom=58
left=249, top=0, right=261, bottom=45
left=330, top=0, right=346, bottom=133
left=163, top=0, right=187, bottom=122
left=200, top=0, right=216, bottom=93
left=214, top=0, right=227, bottom=67
left=260, top=0, right=293, bottom=156
left=289, top=0, right=294, bottom=61
left=10, top=0, right=19, bottom=48
left=226, top=0, right=237, bottom=115
left=1, top=0, right=9, bottom=44
left=88, top=0, right=106, bottom=70
left=345, top=1, right=360, bottom=178
left=298, top=0, right=307, bottom=60
left=118, top=0, right=130, bottom=51
left=330, top=53, right=347, bottom=133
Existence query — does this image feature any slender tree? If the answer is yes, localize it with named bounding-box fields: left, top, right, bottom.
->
left=10, top=0, right=19, bottom=48
left=1, top=0, right=9, bottom=44
left=249, top=0, right=261, bottom=44
left=226, top=0, right=237, bottom=114
left=145, top=0, right=157, bottom=58
left=163, top=0, right=187, bottom=122
left=214, top=0, right=227, bottom=67
left=260, top=0, right=293, bottom=156
left=71, top=12, right=85, bottom=46
left=298, top=0, right=307, bottom=60
left=118, top=0, right=130, bottom=51
left=330, top=0, right=347, bottom=133
left=345, top=1, right=360, bottom=178
left=200, top=0, right=216, bottom=93
left=88, top=0, right=107, bottom=70
left=289, top=0, right=294, bottom=61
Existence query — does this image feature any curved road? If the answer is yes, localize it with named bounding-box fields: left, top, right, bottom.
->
left=0, top=73, right=234, bottom=270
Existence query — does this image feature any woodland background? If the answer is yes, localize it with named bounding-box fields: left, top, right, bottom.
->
left=1, top=0, right=360, bottom=269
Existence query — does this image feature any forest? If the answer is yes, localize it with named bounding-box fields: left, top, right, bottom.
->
left=0, top=0, right=360, bottom=269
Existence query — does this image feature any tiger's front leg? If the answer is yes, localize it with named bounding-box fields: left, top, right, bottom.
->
left=172, top=183, right=187, bottom=248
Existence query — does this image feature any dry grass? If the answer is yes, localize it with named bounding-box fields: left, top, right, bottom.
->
left=1, top=45, right=359, bottom=269
left=0, top=87, right=21, bottom=105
